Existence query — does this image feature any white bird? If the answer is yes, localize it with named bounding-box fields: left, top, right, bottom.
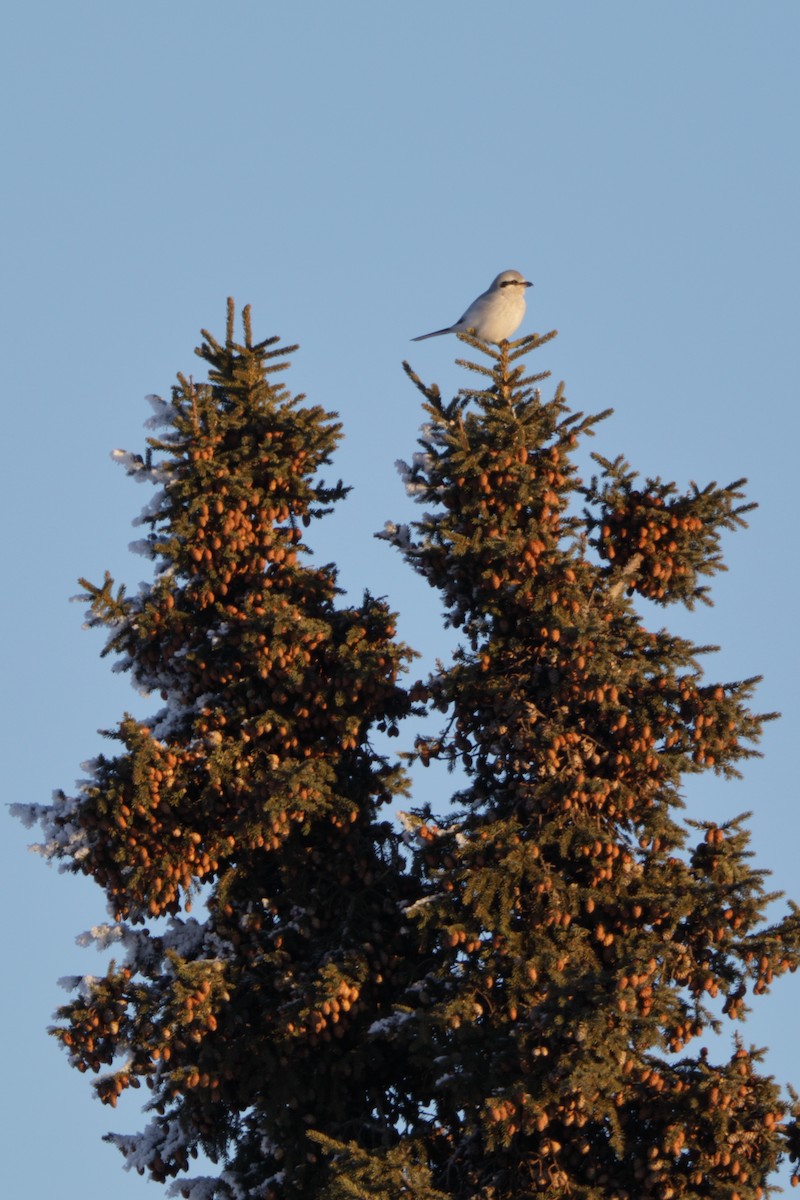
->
left=412, top=269, right=533, bottom=343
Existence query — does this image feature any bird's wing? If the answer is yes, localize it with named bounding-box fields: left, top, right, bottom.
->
left=456, top=290, right=493, bottom=328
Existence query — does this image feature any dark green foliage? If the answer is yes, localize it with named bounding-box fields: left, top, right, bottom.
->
left=376, top=331, right=800, bottom=1200
left=18, top=302, right=419, bottom=1197
left=18, top=307, right=799, bottom=1200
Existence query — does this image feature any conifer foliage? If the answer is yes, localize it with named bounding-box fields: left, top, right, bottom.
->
left=17, top=303, right=800, bottom=1200
left=17, top=302, right=418, bottom=1198
left=377, top=330, right=800, bottom=1200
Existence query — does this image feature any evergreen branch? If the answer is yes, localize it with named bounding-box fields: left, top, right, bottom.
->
left=507, top=329, right=559, bottom=359
left=401, top=360, right=442, bottom=403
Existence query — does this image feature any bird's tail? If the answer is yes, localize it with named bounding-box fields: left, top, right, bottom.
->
left=411, top=327, right=452, bottom=342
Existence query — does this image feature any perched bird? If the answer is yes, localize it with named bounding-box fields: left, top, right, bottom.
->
left=412, top=269, right=532, bottom=343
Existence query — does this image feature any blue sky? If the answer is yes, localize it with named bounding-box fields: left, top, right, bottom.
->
left=2, top=3, right=799, bottom=1195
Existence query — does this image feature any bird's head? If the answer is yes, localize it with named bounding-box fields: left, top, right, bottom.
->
left=492, top=269, right=533, bottom=290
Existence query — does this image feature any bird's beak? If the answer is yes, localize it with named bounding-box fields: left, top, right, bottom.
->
left=524, top=281, right=533, bottom=288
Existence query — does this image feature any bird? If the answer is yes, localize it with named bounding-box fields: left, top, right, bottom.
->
left=412, top=269, right=533, bottom=343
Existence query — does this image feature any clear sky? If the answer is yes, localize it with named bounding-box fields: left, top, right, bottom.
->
left=2, top=3, right=799, bottom=1196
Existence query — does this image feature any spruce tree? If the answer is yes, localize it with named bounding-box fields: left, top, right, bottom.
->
left=16, top=302, right=418, bottom=1199
left=375, top=331, right=800, bottom=1200
left=18, top=304, right=800, bottom=1200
